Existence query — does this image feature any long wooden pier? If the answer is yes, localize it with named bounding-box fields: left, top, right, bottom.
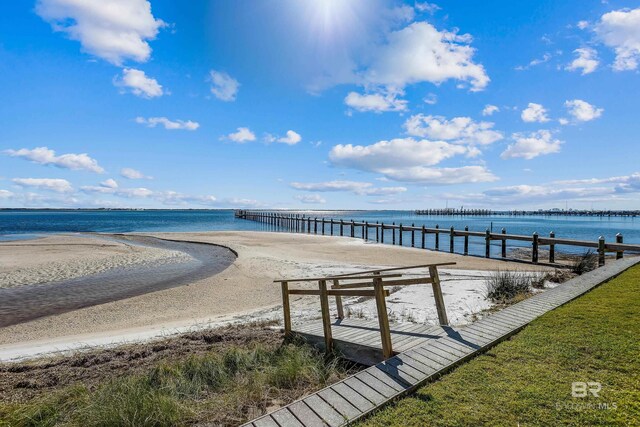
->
left=242, top=257, right=640, bottom=427
left=415, top=208, right=640, bottom=217
left=235, top=210, right=640, bottom=266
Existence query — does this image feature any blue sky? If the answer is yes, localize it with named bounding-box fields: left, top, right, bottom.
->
left=1, top=0, right=639, bottom=210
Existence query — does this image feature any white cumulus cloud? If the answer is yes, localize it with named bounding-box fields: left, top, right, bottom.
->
left=209, top=70, right=240, bottom=101
left=403, top=115, right=503, bottom=145
left=344, top=91, right=408, bottom=113
left=5, top=147, right=104, bottom=173
left=566, top=47, right=599, bottom=75
left=362, top=21, right=489, bottom=92
left=501, top=130, right=562, bottom=160
left=12, top=178, right=73, bottom=193
left=521, top=103, right=550, bottom=123
left=482, top=104, right=499, bottom=116
left=277, top=130, right=302, bottom=145
left=595, top=8, right=640, bottom=71
left=290, top=180, right=407, bottom=196
left=35, top=0, right=166, bottom=65
left=135, top=116, right=199, bottom=130
left=224, top=127, right=256, bottom=143
left=115, top=68, right=164, bottom=98
left=564, top=99, right=604, bottom=122
left=120, top=168, right=152, bottom=179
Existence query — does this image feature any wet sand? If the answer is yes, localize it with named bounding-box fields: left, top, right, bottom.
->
left=0, top=231, right=548, bottom=360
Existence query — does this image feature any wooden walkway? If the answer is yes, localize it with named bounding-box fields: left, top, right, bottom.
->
left=294, top=318, right=452, bottom=366
left=242, top=258, right=640, bottom=427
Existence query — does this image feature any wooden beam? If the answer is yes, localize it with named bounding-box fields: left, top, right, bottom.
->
left=281, top=281, right=291, bottom=336
left=330, top=262, right=457, bottom=278
left=318, top=280, right=333, bottom=353
left=373, top=277, right=393, bottom=359
left=429, top=266, right=449, bottom=326
left=333, top=277, right=433, bottom=289
left=333, top=279, right=344, bottom=320
left=273, top=273, right=403, bottom=283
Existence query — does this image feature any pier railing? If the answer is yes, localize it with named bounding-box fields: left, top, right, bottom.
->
left=235, top=210, right=640, bottom=266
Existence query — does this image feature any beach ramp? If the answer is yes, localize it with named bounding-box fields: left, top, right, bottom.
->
left=242, top=257, right=640, bottom=427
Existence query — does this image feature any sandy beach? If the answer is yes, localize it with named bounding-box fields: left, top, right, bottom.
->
left=0, top=231, right=549, bottom=360
left=0, top=234, right=191, bottom=289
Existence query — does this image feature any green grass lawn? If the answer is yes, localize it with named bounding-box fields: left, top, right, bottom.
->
left=359, top=265, right=640, bottom=427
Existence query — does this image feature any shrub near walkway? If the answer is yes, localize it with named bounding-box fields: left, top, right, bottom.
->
left=360, top=265, right=640, bottom=426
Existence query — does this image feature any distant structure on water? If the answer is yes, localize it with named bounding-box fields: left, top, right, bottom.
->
left=414, top=208, right=639, bottom=217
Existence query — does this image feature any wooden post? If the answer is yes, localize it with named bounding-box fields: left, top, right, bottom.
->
left=549, top=231, right=555, bottom=263
left=376, top=221, right=379, bottom=242
left=429, top=266, right=449, bottom=326
left=340, top=220, right=344, bottom=236
left=435, top=224, right=439, bottom=251
left=464, top=226, right=469, bottom=256
left=314, top=218, right=318, bottom=234
left=330, top=219, right=334, bottom=236
left=281, top=281, right=292, bottom=336
left=501, top=228, right=507, bottom=258
left=307, top=217, right=311, bottom=234
left=598, top=236, right=605, bottom=267
left=399, top=223, right=403, bottom=246
left=381, top=223, right=385, bottom=243
left=421, top=225, right=426, bottom=249
left=321, top=219, right=325, bottom=235
left=485, top=229, right=491, bottom=258
left=449, top=226, right=455, bottom=253
left=392, top=222, right=396, bottom=245
left=373, top=277, right=393, bottom=359
left=333, top=279, right=344, bottom=320
left=411, top=223, right=415, bottom=247
left=616, top=233, right=624, bottom=259
left=365, top=222, right=369, bottom=240
left=318, top=280, right=333, bottom=353
left=351, top=220, right=355, bottom=238
left=532, top=232, right=539, bottom=264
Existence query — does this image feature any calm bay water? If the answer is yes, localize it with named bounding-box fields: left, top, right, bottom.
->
left=1, top=209, right=638, bottom=255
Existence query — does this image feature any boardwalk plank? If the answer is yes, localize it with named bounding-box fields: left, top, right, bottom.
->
left=254, top=416, right=279, bottom=427
left=317, top=388, right=361, bottom=420
left=304, top=394, right=346, bottom=427
left=343, top=377, right=387, bottom=405
left=271, top=409, right=304, bottom=427
left=373, top=360, right=420, bottom=387
left=288, top=401, right=326, bottom=427
left=331, top=383, right=374, bottom=413
left=356, top=371, right=402, bottom=398
left=364, top=366, right=411, bottom=392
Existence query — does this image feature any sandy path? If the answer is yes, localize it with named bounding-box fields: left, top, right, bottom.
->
left=0, top=231, right=549, bottom=360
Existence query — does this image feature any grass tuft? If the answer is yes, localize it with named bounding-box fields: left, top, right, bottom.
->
left=484, top=270, right=534, bottom=303
left=572, top=250, right=599, bottom=275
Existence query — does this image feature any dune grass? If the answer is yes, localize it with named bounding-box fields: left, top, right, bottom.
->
left=359, top=265, right=640, bottom=426
left=0, top=340, right=351, bottom=427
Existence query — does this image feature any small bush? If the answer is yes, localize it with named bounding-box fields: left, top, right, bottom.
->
left=571, top=250, right=598, bottom=275
left=485, top=271, right=534, bottom=303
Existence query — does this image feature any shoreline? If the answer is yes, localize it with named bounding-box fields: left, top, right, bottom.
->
left=0, top=231, right=551, bottom=361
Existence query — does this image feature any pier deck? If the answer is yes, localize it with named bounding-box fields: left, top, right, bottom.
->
left=242, top=257, right=640, bottom=427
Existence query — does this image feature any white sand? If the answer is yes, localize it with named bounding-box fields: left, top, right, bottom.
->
left=0, top=231, right=551, bottom=361
left=0, top=235, right=191, bottom=289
